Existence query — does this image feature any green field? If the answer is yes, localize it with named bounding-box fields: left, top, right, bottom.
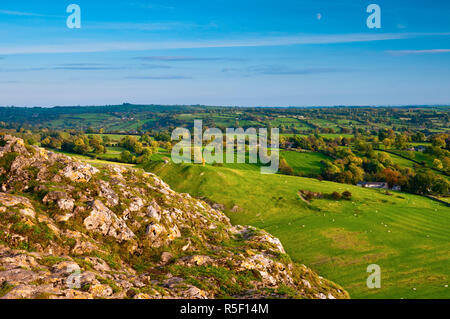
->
left=281, top=133, right=355, bottom=140
left=52, top=149, right=134, bottom=167
left=145, top=161, right=450, bottom=299
left=86, top=133, right=129, bottom=142
left=375, top=151, right=416, bottom=169
left=393, top=150, right=438, bottom=168
left=281, top=151, right=330, bottom=176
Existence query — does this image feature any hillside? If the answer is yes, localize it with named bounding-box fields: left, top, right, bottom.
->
left=0, top=134, right=348, bottom=299
left=146, top=161, right=450, bottom=299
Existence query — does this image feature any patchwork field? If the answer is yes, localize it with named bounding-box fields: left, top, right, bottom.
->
left=146, top=161, right=450, bottom=299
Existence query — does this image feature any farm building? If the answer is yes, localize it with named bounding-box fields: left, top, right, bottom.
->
left=357, top=182, right=389, bottom=189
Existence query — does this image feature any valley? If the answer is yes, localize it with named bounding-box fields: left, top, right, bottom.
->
left=1, top=104, right=449, bottom=299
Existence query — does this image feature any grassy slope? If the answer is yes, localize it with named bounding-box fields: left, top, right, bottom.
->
left=146, top=161, right=450, bottom=299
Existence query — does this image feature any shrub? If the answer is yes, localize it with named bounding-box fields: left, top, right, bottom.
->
left=331, top=191, right=341, bottom=200
left=303, top=192, right=315, bottom=201
left=0, top=152, right=19, bottom=171
left=342, top=191, right=352, bottom=200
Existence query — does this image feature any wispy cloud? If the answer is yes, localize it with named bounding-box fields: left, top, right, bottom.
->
left=0, top=67, right=47, bottom=72
left=0, top=9, right=44, bottom=17
left=0, top=80, right=20, bottom=83
left=53, top=66, right=126, bottom=71
left=1, top=32, right=449, bottom=55
left=134, top=56, right=244, bottom=62
left=59, top=63, right=171, bottom=70
left=126, top=2, right=175, bottom=10
left=138, top=64, right=172, bottom=69
left=87, top=21, right=197, bottom=31
left=0, top=65, right=120, bottom=72
left=0, top=63, right=172, bottom=72
left=0, top=9, right=62, bottom=18
left=223, top=65, right=343, bottom=76
left=52, top=63, right=129, bottom=71
left=86, top=19, right=218, bottom=32
left=386, top=49, right=450, bottom=56
left=124, top=75, right=191, bottom=80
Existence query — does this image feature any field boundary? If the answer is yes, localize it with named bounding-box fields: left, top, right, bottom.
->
left=376, top=149, right=449, bottom=177
left=426, top=195, right=450, bottom=207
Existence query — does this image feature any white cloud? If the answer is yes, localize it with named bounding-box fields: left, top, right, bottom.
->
left=87, top=21, right=215, bottom=31
left=1, top=32, right=449, bottom=55
left=0, top=9, right=44, bottom=16
left=386, top=49, right=450, bottom=56
left=0, top=9, right=62, bottom=18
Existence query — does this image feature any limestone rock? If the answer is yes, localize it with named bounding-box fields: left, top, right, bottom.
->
left=0, top=193, right=30, bottom=206
left=43, top=191, right=75, bottom=212
left=61, top=161, right=99, bottom=182
left=0, top=268, right=41, bottom=285
left=99, top=181, right=119, bottom=207
left=89, top=284, right=113, bottom=298
left=84, top=200, right=135, bottom=242
left=146, top=200, right=161, bottom=221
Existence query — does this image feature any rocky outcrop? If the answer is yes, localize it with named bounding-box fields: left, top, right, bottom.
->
left=61, top=161, right=99, bottom=183
left=0, top=135, right=349, bottom=299
left=84, top=200, right=135, bottom=242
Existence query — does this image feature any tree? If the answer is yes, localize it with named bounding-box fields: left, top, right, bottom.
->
left=433, top=159, right=443, bottom=170
left=431, top=135, right=446, bottom=148
left=133, top=141, right=143, bottom=154
left=89, top=136, right=106, bottom=154
left=381, top=168, right=401, bottom=188
left=348, top=164, right=364, bottom=183
left=394, top=134, right=409, bottom=149
left=120, top=150, right=132, bottom=163
left=442, top=157, right=450, bottom=173
left=431, top=176, right=450, bottom=195
left=150, top=141, right=159, bottom=152
left=73, top=137, right=91, bottom=155
left=412, top=132, right=425, bottom=142
left=136, top=147, right=153, bottom=164
left=408, top=172, right=433, bottom=195
left=382, top=138, right=393, bottom=150
left=119, top=135, right=146, bottom=155
left=49, top=137, right=62, bottom=149
left=341, top=137, right=351, bottom=146
left=41, top=136, right=51, bottom=147
left=379, top=128, right=395, bottom=141
left=26, top=136, right=37, bottom=145
left=355, top=139, right=372, bottom=154
left=377, top=152, right=393, bottom=166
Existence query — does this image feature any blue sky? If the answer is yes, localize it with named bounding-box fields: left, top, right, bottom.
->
left=0, top=0, right=449, bottom=107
